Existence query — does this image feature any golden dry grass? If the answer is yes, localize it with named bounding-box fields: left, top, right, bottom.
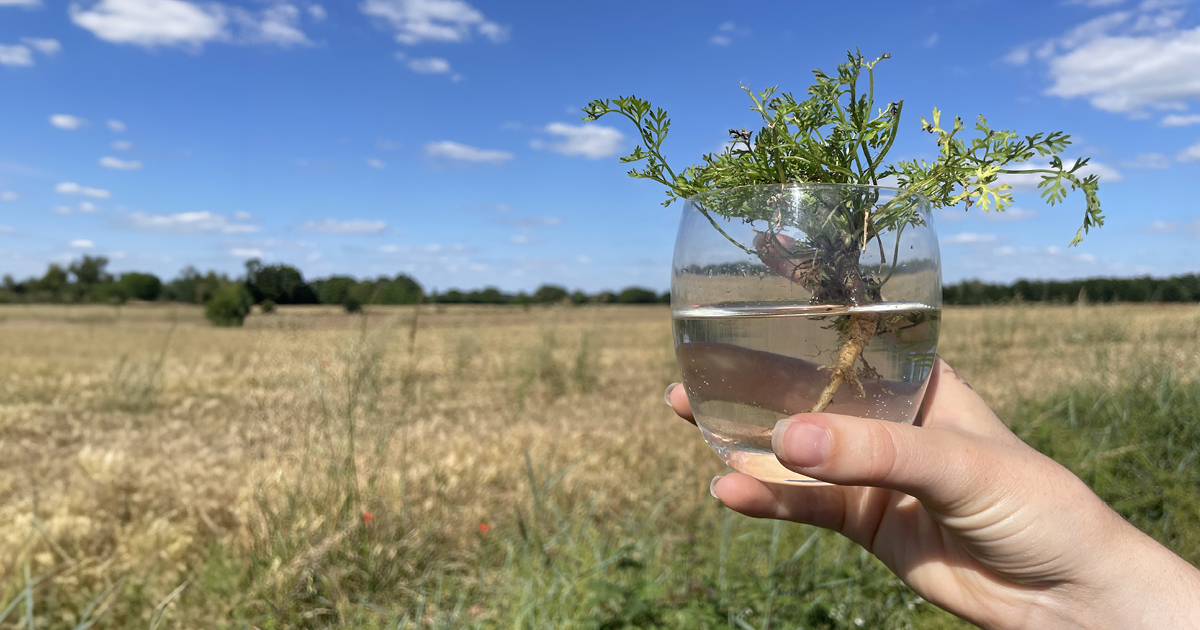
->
left=1, top=302, right=1198, bottom=627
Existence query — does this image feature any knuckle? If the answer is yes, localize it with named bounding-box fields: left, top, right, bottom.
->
left=859, top=421, right=904, bottom=482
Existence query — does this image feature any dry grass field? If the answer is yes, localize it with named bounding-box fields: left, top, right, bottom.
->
left=1, top=302, right=1199, bottom=628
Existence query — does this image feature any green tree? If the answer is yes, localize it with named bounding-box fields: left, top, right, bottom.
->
left=205, top=283, right=253, bottom=326
left=533, top=284, right=569, bottom=304
left=617, top=287, right=659, bottom=304
left=117, top=272, right=163, bottom=301
left=244, top=259, right=318, bottom=305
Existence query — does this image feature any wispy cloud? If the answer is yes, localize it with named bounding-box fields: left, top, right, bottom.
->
left=0, top=44, right=33, bottom=67
left=425, top=140, right=514, bottom=165
left=366, top=158, right=386, bottom=169
left=361, top=0, right=508, bottom=45
left=944, top=232, right=998, bottom=244
left=106, top=119, right=126, bottom=131
left=112, top=140, right=133, bottom=150
left=99, top=156, right=143, bottom=170
left=56, top=181, right=111, bottom=198
left=530, top=123, right=623, bottom=159
left=1177, top=139, right=1200, bottom=162
left=301, top=219, right=388, bottom=234
left=50, top=114, right=87, bottom=130
left=1119, top=152, right=1171, bottom=169
left=1143, top=218, right=1200, bottom=237
left=1162, top=114, right=1200, bottom=127
left=22, top=37, right=60, bottom=55
left=709, top=21, right=748, bottom=46
left=0, top=190, right=18, bottom=202
left=123, top=210, right=258, bottom=234
left=69, top=239, right=96, bottom=249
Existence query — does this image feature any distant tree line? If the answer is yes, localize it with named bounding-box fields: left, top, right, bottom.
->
left=0, top=256, right=669, bottom=325
left=944, top=274, right=1200, bottom=305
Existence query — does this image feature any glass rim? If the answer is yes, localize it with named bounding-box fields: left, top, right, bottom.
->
left=683, top=182, right=929, bottom=204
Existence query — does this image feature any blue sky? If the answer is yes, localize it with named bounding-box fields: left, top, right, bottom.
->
left=1, top=0, right=1198, bottom=293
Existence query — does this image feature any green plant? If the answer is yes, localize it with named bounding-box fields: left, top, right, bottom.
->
left=584, top=50, right=1106, bottom=411
left=205, top=283, right=253, bottom=327
left=259, top=299, right=276, bottom=314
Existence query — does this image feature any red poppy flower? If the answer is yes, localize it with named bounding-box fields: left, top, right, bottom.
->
left=362, top=512, right=373, bottom=523
left=478, top=522, right=490, bottom=534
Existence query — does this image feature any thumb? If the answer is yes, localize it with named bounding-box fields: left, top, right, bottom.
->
left=772, top=413, right=987, bottom=508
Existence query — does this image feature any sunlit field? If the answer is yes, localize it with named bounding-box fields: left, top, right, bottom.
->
left=2, top=303, right=1199, bottom=628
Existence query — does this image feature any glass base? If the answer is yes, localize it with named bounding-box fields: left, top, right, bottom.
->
left=700, top=425, right=829, bottom=486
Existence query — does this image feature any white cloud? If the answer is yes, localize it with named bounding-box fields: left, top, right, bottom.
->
left=924, top=33, right=939, bottom=47
left=112, top=140, right=133, bottom=150
left=510, top=234, right=528, bottom=244
left=99, top=156, right=143, bottom=170
left=70, top=239, right=96, bottom=249
left=231, top=2, right=311, bottom=47
left=0, top=225, right=14, bottom=234
left=1162, top=113, right=1200, bottom=126
left=21, top=37, right=61, bottom=55
left=71, top=0, right=312, bottom=49
left=379, top=244, right=399, bottom=253
left=0, top=44, right=32, bottom=66
left=404, top=55, right=450, bottom=73
left=376, top=138, right=398, bottom=150
left=984, top=207, right=1040, bottom=221
left=1066, top=0, right=1127, bottom=6
left=709, top=20, right=747, bottom=46
left=425, top=140, right=514, bottom=165
left=50, top=114, right=87, bottom=129
left=366, top=158, right=385, bottom=169
left=230, top=248, right=264, bottom=258
left=577, top=255, right=591, bottom=264
left=1143, top=218, right=1200, bottom=237
left=0, top=190, right=18, bottom=202
left=56, top=181, right=112, bottom=198
left=1119, top=152, right=1171, bottom=168
left=51, top=205, right=74, bottom=214
left=124, top=210, right=258, bottom=234
left=530, top=123, right=623, bottom=159
left=308, top=4, right=326, bottom=21
left=0, top=0, right=41, bottom=6
left=71, top=0, right=228, bottom=48
left=301, top=219, right=387, bottom=234
left=78, top=201, right=97, bottom=212
left=1178, top=139, right=1200, bottom=162
left=944, top=232, right=997, bottom=244
left=106, top=119, right=126, bottom=131
left=361, top=0, right=508, bottom=45
left=1024, top=3, right=1200, bottom=116
left=233, top=210, right=252, bottom=220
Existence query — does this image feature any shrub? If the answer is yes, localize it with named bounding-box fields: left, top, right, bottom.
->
left=205, top=283, right=253, bottom=327
left=260, top=299, right=276, bottom=314
left=617, top=287, right=659, bottom=304
left=343, top=297, right=363, bottom=313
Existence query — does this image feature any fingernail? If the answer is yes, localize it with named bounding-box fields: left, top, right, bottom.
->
left=664, top=382, right=680, bottom=407
left=709, top=475, right=723, bottom=499
left=773, top=418, right=830, bottom=468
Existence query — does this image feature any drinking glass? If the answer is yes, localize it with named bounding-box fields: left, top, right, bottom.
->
left=671, top=183, right=941, bottom=484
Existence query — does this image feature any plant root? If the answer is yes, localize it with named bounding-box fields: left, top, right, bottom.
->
left=810, top=312, right=880, bottom=413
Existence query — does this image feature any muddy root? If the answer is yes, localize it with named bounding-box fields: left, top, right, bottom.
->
left=809, top=312, right=881, bottom=413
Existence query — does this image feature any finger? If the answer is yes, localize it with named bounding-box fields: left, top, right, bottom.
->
left=771, top=412, right=992, bottom=510
left=918, top=358, right=1016, bottom=443
left=710, top=473, right=850, bottom=532
left=666, top=382, right=695, bottom=424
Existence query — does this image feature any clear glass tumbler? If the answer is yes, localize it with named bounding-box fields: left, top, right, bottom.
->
left=671, top=183, right=941, bottom=484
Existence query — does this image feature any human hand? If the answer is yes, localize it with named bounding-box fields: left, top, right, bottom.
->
left=667, top=358, right=1200, bottom=629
